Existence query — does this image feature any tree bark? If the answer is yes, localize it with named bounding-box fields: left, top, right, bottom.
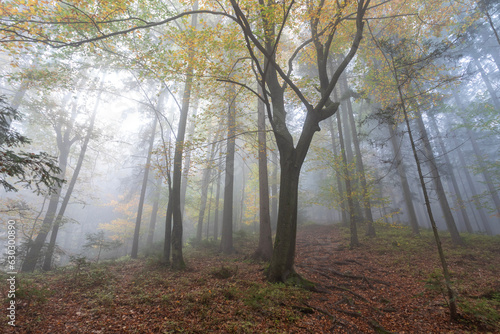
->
left=267, top=150, right=301, bottom=282
left=336, top=106, right=359, bottom=248
left=180, top=99, right=198, bottom=215
left=253, top=88, right=273, bottom=261
left=213, top=161, right=222, bottom=241
left=163, top=184, right=173, bottom=264
left=327, top=118, right=348, bottom=226
left=131, top=118, right=157, bottom=259
left=270, top=146, right=278, bottom=231
left=147, top=182, right=161, bottom=247
left=196, top=132, right=216, bottom=242
left=220, top=85, right=237, bottom=254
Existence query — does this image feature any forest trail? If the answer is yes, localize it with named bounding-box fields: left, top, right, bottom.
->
left=3, top=223, right=498, bottom=333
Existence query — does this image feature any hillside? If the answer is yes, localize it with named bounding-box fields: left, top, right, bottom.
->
left=2, top=224, right=499, bottom=333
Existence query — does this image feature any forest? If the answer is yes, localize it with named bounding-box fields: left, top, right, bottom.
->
left=1, top=0, right=499, bottom=332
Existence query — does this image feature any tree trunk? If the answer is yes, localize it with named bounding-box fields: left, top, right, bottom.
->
left=381, top=49, right=459, bottom=317
left=238, top=167, right=246, bottom=229
left=340, top=96, right=364, bottom=224
left=341, top=75, right=375, bottom=235
left=415, top=114, right=463, bottom=244
left=196, top=132, right=216, bottom=242
left=388, top=123, right=420, bottom=234
left=22, top=98, right=79, bottom=272
left=327, top=118, right=348, bottom=226
left=147, top=182, right=161, bottom=246
left=267, top=155, right=301, bottom=282
left=400, top=91, right=458, bottom=320
left=455, top=140, right=493, bottom=234
left=206, top=182, right=214, bottom=239
left=163, top=184, right=173, bottom=265
left=253, top=89, right=273, bottom=261
left=131, top=118, right=157, bottom=259
left=427, top=113, right=473, bottom=233
left=213, top=163, right=222, bottom=241
left=270, top=146, right=278, bottom=231
left=336, top=108, right=359, bottom=248
left=181, top=99, right=198, bottom=215
left=220, top=85, right=237, bottom=254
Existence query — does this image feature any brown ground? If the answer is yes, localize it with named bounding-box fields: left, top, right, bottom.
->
left=2, top=223, right=499, bottom=333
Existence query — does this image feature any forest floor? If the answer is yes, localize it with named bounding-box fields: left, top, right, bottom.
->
left=2, top=223, right=500, bottom=333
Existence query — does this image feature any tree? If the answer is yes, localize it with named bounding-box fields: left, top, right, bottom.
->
left=388, top=121, right=420, bottom=234
left=42, top=82, right=102, bottom=270
left=220, top=83, right=237, bottom=254
left=21, top=92, right=83, bottom=272
left=83, top=231, right=122, bottom=264
left=131, top=117, right=157, bottom=259
left=252, top=87, right=273, bottom=261
left=0, top=95, right=63, bottom=193
left=170, top=2, right=199, bottom=270
left=0, top=0, right=396, bottom=283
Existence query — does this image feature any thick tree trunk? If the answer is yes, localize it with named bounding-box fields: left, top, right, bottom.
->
left=267, top=155, right=301, bottom=282
left=131, top=118, right=157, bottom=259
left=388, top=123, right=420, bottom=234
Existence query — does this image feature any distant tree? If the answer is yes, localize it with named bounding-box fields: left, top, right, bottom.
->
left=83, top=231, right=122, bottom=264
left=0, top=95, right=63, bottom=193
left=131, top=118, right=157, bottom=259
